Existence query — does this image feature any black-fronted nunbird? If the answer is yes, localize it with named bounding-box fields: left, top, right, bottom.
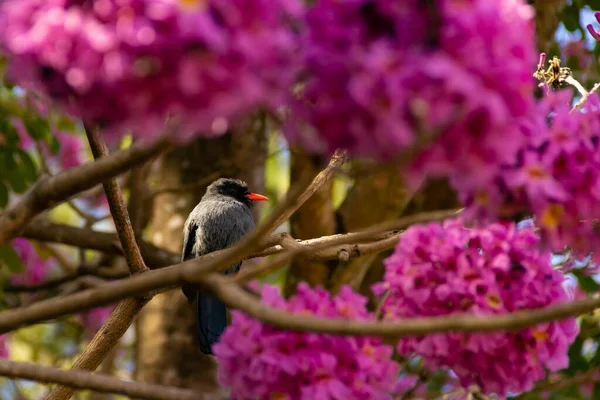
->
left=181, top=178, right=268, bottom=355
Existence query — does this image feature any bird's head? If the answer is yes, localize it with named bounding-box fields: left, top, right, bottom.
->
left=206, top=178, right=269, bottom=207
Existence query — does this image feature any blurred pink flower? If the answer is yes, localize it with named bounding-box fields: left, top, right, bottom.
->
left=10, top=238, right=54, bottom=285
left=77, top=306, right=114, bottom=333
left=0, top=0, right=302, bottom=143
left=288, top=0, right=536, bottom=199
left=214, top=283, right=399, bottom=400
left=374, top=219, right=579, bottom=398
left=464, top=89, right=600, bottom=262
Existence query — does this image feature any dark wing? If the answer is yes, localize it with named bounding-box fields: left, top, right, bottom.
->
left=181, top=220, right=199, bottom=304
left=182, top=221, right=199, bottom=262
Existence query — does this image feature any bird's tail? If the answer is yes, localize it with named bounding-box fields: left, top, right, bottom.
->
left=196, top=291, right=228, bottom=355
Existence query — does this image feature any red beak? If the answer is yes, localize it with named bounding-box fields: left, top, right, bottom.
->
left=245, top=192, right=269, bottom=202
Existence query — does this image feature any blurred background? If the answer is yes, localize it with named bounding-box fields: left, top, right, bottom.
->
left=1, top=1, right=600, bottom=399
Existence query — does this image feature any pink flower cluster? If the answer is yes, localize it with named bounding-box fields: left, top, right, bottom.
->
left=464, top=90, right=600, bottom=261
left=15, top=120, right=85, bottom=171
left=287, top=0, right=536, bottom=193
left=0, top=0, right=302, bottom=142
left=77, top=305, right=115, bottom=334
left=10, top=238, right=54, bottom=285
left=0, top=335, right=8, bottom=359
left=214, top=283, right=399, bottom=400
left=374, top=218, right=579, bottom=397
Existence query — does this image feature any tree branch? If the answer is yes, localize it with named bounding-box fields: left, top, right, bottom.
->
left=209, top=276, right=599, bottom=337
left=0, top=138, right=169, bottom=245
left=0, top=359, right=219, bottom=400
left=4, top=265, right=121, bottom=293
left=0, top=209, right=456, bottom=332
left=85, top=125, right=148, bottom=276
left=21, top=219, right=178, bottom=268
left=47, top=126, right=153, bottom=400
left=264, top=149, right=347, bottom=237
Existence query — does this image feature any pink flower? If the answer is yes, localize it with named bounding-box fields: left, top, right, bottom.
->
left=287, top=0, right=536, bottom=198
left=77, top=305, right=114, bottom=333
left=10, top=238, right=54, bottom=285
left=214, top=283, right=399, bottom=400
left=15, top=116, right=85, bottom=171
left=374, top=219, right=579, bottom=397
left=586, top=12, right=600, bottom=42
left=0, top=335, right=9, bottom=359
left=464, top=89, right=600, bottom=262
left=0, top=0, right=302, bottom=143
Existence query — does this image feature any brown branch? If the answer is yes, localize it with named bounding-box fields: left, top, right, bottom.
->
left=0, top=138, right=169, bottom=246
left=265, top=149, right=347, bottom=236
left=47, top=126, right=152, bottom=400
left=3, top=237, right=597, bottom=339
left=85, top=126, right=148, bottom=275
left=47, top=298, right=150, bottom=400
left=4, top=265, right=122, bottom=293
left=0, top=209, right=456, bottom=332
left=209, top=275, right=600, bottom=338
left=0, top=359, right=217, bottom=400
left=21, top=219, right=178, bottom=268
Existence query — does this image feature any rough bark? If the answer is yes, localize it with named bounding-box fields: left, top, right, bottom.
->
left=284, top=149, right=336, bottom=295
left=135, top=121, right=267, bottom=391
left=359, top=178, right=460, bottom=304
left=330, top=162, right=411, bottom=294
left=530, top=0, right=567, bottom=53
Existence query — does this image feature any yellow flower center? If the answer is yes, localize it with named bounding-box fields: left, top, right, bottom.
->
left=541, top=204, right=563, bottom=229
left=179, top=0, right=207, bottom=11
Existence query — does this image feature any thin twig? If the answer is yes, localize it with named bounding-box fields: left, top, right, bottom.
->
left=571, top=82, right=600, bottom=112
left=0, top=138, right=169, bottom=245
left=0, top=210, right=457, bottom=332
left=208, top=276, right=600, bottom=338
left=46, top=125, right=151, bottom=400
left=0, top=359, right=217, bottom=400
left=84, top=125, right=148, bottom=275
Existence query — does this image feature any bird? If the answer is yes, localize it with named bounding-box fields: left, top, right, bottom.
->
left=181, top=178, right=269, bottom=355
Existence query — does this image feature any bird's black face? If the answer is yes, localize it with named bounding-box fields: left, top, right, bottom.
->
left=206, top=178, right=269, bottom=207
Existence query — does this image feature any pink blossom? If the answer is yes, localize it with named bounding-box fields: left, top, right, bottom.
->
left=374, top=219, right=579, bottom=397
left=586, top=12, right=600, bottom=42
left=14, top=116, right=85, bottom=171
left=464, top=89, right=600, bottom=262
left=77, top=306, right=115, bottom=333
left=0, top=335, right=9, bottom=359
left=214, top=283, right=399, bottom=400
left=287, top=0, right=536, bottom=196
left=0, top=0, right=302, bottom=143
left=10, top=238, right=54, bottom=285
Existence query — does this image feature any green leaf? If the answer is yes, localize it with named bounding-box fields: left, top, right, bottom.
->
left=0, top=181, right=8, bottom=208
left=0, top=117, right=20, bottom=147
left=593, top=382, right=600, bottom=399
left=566, top=336, right=588, bottom=375
left=48, top=135, right=61, bottom=155
left=574, top=271, right=599, bottom=294
left=14, top=149, right=38, bottom=183
left=23, top=115, right=50, bottom=141
left=55, top=116, right=77, bottom=132
left=562, top=5, right=581, bottom=33
left=3, top=152, right=28, bottom=193
left=0, top=244, right=23, bottom=273
left=588, top=0, right=600, bottom=10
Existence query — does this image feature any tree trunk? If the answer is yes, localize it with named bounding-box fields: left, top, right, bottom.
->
left=134, top=121, right=266, bottom=392
left=330, top=162, right=411, bottom=295
left=285, top=149, right=336, bottom=295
